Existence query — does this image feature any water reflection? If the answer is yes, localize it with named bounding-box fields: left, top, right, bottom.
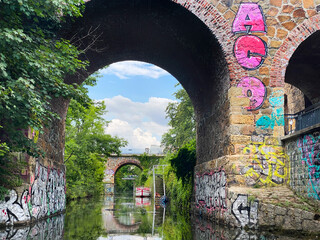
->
left=0, top=194, right=313, bottom=239
left=0, top=215, right=64, bottom=239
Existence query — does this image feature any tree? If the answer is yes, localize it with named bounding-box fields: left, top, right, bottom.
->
left=0, top=0, right=87, bottom=197
left=64, top=75, right=127, bottom=199
left=170, top=139, right=196, bottom=185
left=161, top=86, right=196, bottom=152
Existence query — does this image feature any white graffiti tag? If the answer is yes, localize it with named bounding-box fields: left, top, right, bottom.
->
left=195, top=169, right=227, bottom=212
left=232, top=194, right=258, bottom=228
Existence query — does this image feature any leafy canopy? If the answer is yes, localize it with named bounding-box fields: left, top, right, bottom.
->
left=0, top=0, right=87, bottom=157
left=65, top=75, right=127, bottom=199
left=0, top=0, right=87, bottom=196
left=161, top=86, right=196, bottom=152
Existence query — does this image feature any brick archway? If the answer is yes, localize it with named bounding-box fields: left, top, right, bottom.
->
left=56, top=0, right=237, bottom=165
left=103, top=156, right=143, bottom=184
left=80, top=0, right=243, bottom=81
left=270, top=15, right=320, bottom=88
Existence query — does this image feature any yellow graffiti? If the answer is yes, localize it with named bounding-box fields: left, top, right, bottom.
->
left=243, top=142, right=289, bottom=186
left=30, top=128, right=39, bottom=143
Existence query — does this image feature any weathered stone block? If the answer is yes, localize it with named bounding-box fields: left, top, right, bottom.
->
left=230, top=115, right=255, bottom=125
left=301, top=210, right=314, bottom=220
left=230, top=135, right=251, bottom=144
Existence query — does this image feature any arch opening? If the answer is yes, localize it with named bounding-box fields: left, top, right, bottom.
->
left=285, top=30, right=320, bottom=105
left=56, top=0, right=230, bottom=164
left=284, top=30, right=320, bottom=134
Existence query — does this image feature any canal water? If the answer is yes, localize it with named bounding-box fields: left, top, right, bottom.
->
left=0, top=193, right=313, bottom=239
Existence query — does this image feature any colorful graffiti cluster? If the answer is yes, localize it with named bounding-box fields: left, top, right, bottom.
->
left=242, top=142, right=289, bottom=186
left=233, top=3, right=267, bottom=111
left=256, top=90, right=285, bottom=129
left=232, top=194, right=258, bottom=228
left=0, top=161, right=66, bottom=225
left=103, top=169, right=115, bottom=183
left=195, top=169, right=227, bottom=212
left=297, top=134, right=320, bottom=200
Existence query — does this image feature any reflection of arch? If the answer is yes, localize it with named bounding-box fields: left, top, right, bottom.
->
left=102, top=208, right=141, bottom=234
left=270, top=15, right=320, bottom=102
left=58, top=0, right=237, bottom=164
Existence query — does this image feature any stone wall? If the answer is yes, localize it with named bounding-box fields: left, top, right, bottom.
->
left=284, top=130, right=320, bottom=200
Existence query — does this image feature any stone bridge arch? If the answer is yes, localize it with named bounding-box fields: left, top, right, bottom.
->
left=103, top=155, right=143, bottom=185
left=52, top=0, right=241, bottom=167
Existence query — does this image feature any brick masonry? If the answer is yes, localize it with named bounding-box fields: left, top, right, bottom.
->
left=103, top=156, right=143, bottom=184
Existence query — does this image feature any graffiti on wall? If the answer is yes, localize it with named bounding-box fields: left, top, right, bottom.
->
left=297, top=134, right=320, bottom=200
left=194, top=219, right=228, bottom=240
left=195, top=169, right=227, bottom=212
left=237, top=77, right=267, bottom=111
left=241, top=142, right=289, bottom=186
left=0, top=161, right=66, bottom=225
left=232, top=3, right=267, bottom=71
left=0, top=215, right=64, bottom=240
left=232, top=3, right=266, bottom=34
left=234, top=35, right=267, bottom=70
left=232, top=194, right=258, bottom=228
left=233, top=3, right=268, bottom=112
left=256, top=90, right=284, bottom=129
left=103, top=169, right=115, bottom=183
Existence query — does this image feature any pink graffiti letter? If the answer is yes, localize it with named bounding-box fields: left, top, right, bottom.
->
left=232, top=3, right=266, bottom=33
left=237, top=77, right=266, bottom=111
left=234, top=35, right=267, bottom=70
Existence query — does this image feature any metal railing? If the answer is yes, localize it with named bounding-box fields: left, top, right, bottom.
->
left=285, top=102, right=320, bottom=135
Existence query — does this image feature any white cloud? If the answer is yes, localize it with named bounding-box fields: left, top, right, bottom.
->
left=105, top=119, right=160, bottom=149
left=101, top=95, right=175, bottom=128
left=99, top=61, right=169, bottom=79
left=100, top=96, right=176, bottom=150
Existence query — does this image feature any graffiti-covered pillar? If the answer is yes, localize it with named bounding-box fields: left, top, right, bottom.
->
left=192, top=0, right=313, bottom=231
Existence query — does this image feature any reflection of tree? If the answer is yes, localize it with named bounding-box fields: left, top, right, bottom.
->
left=64, top=197, right=104, bottom=240
left=159, top=211, right=192, bottom=240
left=136, top=208, right=152, bottom=235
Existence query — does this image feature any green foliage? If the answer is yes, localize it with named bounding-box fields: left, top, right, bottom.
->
left=114, top=165, right=141, bottom=193
left=162, top=86, right=195, bottom=152
left=159, top=86, right=196, bottom=211
left=135, top=153, right=162, bottom=169
left=65, top=80, right=127, bottom=199
left=136, top=169, right=150, bottom=187
left=158, top=152, right=194, bottom=213
left=0, top=142, right=27, bottom=200
left=159, top=212, right=192, bottom=240
left=0, top=0, right=87, bottom=193
left=170, top=139, right=196, bottom=185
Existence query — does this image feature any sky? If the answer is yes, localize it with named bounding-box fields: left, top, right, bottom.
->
left=87, top=61, right=181, bottom=154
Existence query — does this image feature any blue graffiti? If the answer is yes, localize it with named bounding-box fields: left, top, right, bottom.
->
left=297, top=134, right=320, bottom=200
left=269, top=90, right=284, bottom=107
left=256, top=108, right=284, bottom=129
left=256, top=90, right=284, bottom=129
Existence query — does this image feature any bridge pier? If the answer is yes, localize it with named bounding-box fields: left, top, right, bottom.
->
left=104, top=183, right=115, bottom=195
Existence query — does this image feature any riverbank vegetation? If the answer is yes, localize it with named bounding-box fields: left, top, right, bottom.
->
left=65, top=75, right=127, bottom=200
left=0, top=0, right=87, bottom=198
left=136, top=86, right=196, bottom=212
left=161, top=87, right=196, bottom=212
